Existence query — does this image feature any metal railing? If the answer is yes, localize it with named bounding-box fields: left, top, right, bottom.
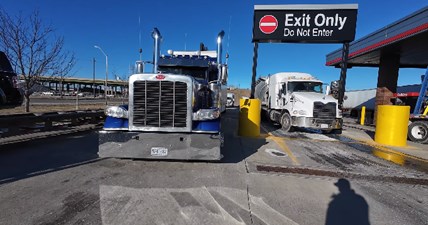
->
left=0, top=110, right=105, bottom=144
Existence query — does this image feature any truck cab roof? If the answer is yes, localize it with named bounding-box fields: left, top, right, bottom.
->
left=267, top=72, right=322, bottom=83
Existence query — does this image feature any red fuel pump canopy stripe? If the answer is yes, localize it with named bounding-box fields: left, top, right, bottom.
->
left=326, top=23, right=428, bottom=66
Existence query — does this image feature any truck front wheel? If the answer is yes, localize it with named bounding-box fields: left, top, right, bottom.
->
left=408, top=121, right=428, bottom=144
left=280, top=112, right=294, bottom=132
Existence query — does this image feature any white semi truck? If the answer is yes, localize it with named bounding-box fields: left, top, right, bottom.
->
left=255, top=72, right=342, bottom=133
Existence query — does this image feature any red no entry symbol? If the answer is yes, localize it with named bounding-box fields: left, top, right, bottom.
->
left=259, top=15, right=278, bottom=34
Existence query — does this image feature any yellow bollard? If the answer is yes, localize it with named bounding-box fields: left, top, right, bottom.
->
left=374, top=105, right=410, bottom=147
left=360, top=106, right=366, bottom=125
left=238, top=98, right=261, bottom=137
left=372, top=149, right=405, bottom=166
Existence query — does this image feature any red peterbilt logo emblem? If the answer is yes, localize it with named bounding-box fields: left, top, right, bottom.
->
left=155, top=74, right=165, bottom=80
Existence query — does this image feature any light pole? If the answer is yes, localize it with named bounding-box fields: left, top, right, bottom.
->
left=92, top=58, right=96, bottom=98
left=94, top=45, right=108, bottom=105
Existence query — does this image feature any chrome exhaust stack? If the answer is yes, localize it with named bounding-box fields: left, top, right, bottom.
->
left=152, top=28, right=162, bottom=73
left=216, top=30, right=225, bottom=82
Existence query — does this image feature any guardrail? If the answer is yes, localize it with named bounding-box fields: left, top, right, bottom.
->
left=0, top=110, right=105, bottom=145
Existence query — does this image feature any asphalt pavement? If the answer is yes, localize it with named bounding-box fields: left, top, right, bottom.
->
left=0, top=108, right=427, bottom=225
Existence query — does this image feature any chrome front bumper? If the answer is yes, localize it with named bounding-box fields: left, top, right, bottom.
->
left=98, top=131, right=222, bottom=161
left=291, top=117, right=342, bottom=130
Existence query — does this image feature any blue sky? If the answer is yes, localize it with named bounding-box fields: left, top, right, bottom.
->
left=0, top=0, right=427, bottom=90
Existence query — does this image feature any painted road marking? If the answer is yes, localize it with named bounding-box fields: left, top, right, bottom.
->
left=260, top=123, right=428, bottom=166
left=261, top=124, right=300, bottom=165
left=100, top=185, right=300, bottom=225
left=341, top=134, right=428, bottom=164
left=268, top=136, right=300, bottom=165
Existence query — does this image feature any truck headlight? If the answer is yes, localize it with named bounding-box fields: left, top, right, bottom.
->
left=293, top=110, right=307, bottom=115
left=105, top=106, right=128, bottom=118
left=193, top=108, right=220, bottom=121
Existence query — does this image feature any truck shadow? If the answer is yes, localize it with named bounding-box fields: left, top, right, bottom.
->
left=220, top=107, right=268, bottom=163
left=0, top=131, right=101, bottom=185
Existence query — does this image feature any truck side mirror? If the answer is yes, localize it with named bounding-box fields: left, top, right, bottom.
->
left=325, top=85, right=331, bottom=95
left=330, top=80, right=339, bottom=91
left=330, top=80, right=340, bottom=99
left=221, top=65, right=228, bottom=84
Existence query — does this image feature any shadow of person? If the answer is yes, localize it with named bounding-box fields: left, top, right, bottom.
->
left=325, top=178, right=370, bottom=225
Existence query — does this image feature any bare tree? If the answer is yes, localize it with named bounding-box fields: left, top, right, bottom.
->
left=0, top=9, right=75, bottom=112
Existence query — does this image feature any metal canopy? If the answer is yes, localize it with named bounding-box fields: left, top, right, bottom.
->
left=326, top=6, right=428, bottom=68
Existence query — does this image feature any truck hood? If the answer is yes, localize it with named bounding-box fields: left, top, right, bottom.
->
left=292, top=92, right=337, bottom=104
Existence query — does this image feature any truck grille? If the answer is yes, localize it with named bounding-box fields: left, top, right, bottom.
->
left=133, top=80, right=188, bottom=128
left=313, top=102, right=336, bottom=118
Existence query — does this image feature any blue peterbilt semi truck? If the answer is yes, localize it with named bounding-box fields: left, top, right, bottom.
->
left=98, top=28, right=228, bottom=160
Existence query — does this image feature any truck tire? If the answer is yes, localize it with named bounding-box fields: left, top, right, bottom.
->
left=268, top=110, right=276, bottom=122
left=280, top=112, right=294, bottom=132
left=261, top=109, right=269, bottom=122
left=408, top=121, right=428, bottom=144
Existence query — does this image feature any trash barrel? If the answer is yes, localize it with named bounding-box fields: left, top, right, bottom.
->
left=375, top=105, right=410, bottom=147
left=238, top=98, right=261, bottom=137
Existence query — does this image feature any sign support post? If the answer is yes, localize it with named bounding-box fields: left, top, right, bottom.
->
left=338, top=42, right=350, bottom=109
left=250, top=42, right=259, bottom=99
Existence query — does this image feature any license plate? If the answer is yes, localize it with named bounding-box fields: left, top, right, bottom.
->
left=151, top=147, right=168, bottom=156
left=320, top=124, right=329, bottom=129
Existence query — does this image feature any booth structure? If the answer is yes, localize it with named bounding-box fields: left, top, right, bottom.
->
left=326, top=6, right=428, bottom=113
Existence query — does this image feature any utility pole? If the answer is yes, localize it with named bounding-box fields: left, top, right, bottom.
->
left=94, top=45, right=108, bottom=105
left=93, top=58, right=96, bottom=98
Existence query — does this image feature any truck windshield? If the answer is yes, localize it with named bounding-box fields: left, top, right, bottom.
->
left=158, top=66, right=207, bottom=81
left=288, top=82, right=323, bottom=93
